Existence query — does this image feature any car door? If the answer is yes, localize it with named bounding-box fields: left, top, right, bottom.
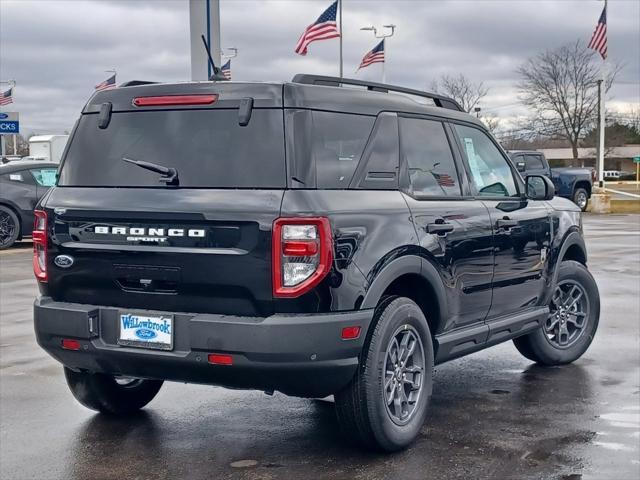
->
left=450, top=123, right=552, bottom=320
left=398, top=115, right=494, bottom=331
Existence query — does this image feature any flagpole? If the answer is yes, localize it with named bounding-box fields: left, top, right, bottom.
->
left=597, top=0, right=607, bottom=188
left=381, top=39, right=386, bottom=84
left=339, top=0, right=343, bottom=78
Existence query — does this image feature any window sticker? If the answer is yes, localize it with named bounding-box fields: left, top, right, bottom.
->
left=40, top=169, right=57, bottom=186
left=9, top=173, right=23, bottom=181
left=463, top=137, right=483, bottom=188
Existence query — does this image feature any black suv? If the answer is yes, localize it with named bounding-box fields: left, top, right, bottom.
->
left=34, top=75, right=600, bottom=451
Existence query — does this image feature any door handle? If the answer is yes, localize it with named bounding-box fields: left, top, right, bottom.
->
left=496, top=217, right=518, bottom=230
left=427, top=222, right=454, bottom=235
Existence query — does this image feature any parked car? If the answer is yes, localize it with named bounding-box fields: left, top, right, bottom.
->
left=508, top=151, right=595, bottom=211
left=0, top=161, right=58, bottom=248
left=33, top=75, right=600, bottom=451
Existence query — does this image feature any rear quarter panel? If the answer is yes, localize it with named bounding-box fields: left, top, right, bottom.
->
left=278, top=190, right=417, bottom=313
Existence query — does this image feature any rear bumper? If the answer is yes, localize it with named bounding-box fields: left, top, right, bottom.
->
left=34, top=297, right=373, bottom=397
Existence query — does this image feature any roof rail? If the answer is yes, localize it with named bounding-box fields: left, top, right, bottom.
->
left=291, top=74, right=463, bottom=112
left=118, top=80, right=159, bottom=88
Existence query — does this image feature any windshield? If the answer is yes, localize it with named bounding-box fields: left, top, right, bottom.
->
left=58, top=109, right=286, bottom=188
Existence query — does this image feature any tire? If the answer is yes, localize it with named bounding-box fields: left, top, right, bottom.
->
left=573, top=187, right=589, bottom=211
left=0, top=205, right=20, bottom=249
left=334, top=296, right=434, bottom=452
left=64, top=367, right=163, bottom=415
left=513, top=260, right=599, bottom=366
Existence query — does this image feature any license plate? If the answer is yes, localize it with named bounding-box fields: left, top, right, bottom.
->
left=118, top=313, right=173, bottom=350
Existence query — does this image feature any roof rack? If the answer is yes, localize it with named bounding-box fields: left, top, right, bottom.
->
left=291, top=74, right=463, bottom=112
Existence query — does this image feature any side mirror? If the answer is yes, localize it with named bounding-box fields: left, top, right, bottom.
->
left=516, top=161, right=526, bottom=173
left=526, top=175, right=554, bottom=200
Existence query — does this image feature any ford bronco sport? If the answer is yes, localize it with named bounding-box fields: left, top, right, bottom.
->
left=34, top=75, right=600, bottom=451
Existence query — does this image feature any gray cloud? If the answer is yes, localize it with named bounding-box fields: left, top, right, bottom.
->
left=0, top=0, right=638, bottom=135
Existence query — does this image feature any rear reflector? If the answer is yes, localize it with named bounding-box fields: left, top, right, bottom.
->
left=61, top=339, right=81, bottom=351
left=133, top=94, right=218, bottom=107
left=208, top=353, right=233, bottom=365
left=341, top=326, right=361, bottom=340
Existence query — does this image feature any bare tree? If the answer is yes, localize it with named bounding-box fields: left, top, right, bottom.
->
left=430, top=74, right=489, bottom=113
left=517, top=41, right=620, bottom=160
left=481, top=115, right=501, bottom=134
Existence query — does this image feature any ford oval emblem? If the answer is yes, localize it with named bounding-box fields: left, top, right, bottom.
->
left=135, top=328, right=157, bottom=340
left=0, top=113, right=8, bottom=120
left=54, top=255, right=74, bottom=268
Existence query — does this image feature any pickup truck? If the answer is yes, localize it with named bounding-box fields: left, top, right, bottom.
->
left=508, top=150, right=595, bottom=211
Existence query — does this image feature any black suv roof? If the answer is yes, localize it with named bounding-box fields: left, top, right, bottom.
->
left=84, top=74, right=483, bottom=128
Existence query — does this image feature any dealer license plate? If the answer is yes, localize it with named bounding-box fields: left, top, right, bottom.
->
left=118, top=313, right=173, bottom=350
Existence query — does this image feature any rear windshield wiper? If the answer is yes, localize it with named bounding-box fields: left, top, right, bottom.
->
left=122, top=157, right=179, bottom=186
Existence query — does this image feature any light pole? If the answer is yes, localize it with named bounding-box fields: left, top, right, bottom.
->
left=360, top=24, right=396, bottom=84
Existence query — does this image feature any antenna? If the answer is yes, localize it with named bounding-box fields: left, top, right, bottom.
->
left=201, top=35, right=228, bottom=81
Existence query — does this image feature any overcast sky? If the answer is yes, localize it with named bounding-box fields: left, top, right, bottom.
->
left=1, top=0, right=638, bottom=135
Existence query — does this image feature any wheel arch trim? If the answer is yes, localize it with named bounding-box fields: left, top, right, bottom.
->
left=361, top=254, right=449, bottom=332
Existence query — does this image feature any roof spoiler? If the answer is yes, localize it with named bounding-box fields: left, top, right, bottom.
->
left=292, top=74, right=463, bottom=112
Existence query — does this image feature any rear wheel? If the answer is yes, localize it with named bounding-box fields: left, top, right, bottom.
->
left=0, top=206, right=20, bottom=249
left=334, top=297, right=434, bottom=451
left=573, top=187, right=589, bottom=211
left=64, top=367, right=163, bottom=415
left=513, top=261, right=599, bottom=365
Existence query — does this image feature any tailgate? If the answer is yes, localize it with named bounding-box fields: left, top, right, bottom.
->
left=43, top=188, right=284, bottom=316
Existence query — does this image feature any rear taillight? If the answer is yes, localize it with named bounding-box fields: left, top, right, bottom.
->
left=32, top=210, right=48, bottom=282
left=272, top=217, right=333, bottom=298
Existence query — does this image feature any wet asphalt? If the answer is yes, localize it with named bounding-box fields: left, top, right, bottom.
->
left=1, top=214, right=639, bottom=480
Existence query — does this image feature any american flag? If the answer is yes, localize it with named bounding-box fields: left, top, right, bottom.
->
left=95, top=74, right=116, bottom=91
left=221, top=60, right=231, bottom=80
left=295, top=1, right=340, bottom=56
left=0, top=87, right=13, bottom=106
left=587, top=5, right=607, bottom=59
left=432, top=172, right=456, bottom=187
left=357, top=39, right=385, bottom=71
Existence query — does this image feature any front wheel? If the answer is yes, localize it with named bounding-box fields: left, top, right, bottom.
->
left=334, top=297, right=434, bottom=452
left=64, top=367, right=163, bottom=415
left=513, top=260, right=600, bottom=365
left=573, top=187, right=589, bottom=211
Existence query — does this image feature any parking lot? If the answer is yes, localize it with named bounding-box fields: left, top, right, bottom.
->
left=1, top=214, right=638, bottom=480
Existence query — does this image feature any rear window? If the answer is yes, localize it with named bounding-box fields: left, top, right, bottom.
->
left=58, top=109, right=286, bottom=188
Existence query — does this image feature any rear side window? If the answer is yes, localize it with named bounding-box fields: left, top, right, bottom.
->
left=399, top=117, right=461, bottom=197
left=59, top=109, right=286, bottom=188
left=312, top=112, right=374, bottom=188
left=525, top=154, right=544, bottom=170
left=31, top=168, right=58, bottom=187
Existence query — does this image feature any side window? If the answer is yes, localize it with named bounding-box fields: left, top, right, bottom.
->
left=30, top=168, right=58, bottom=187
left=453, top=124, right=518, bottom=197
left=312, top=112, right=375, bottom=188
left=399, top=117, right=461, bottom=197
left=525, top=154, right=544, bottom=170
